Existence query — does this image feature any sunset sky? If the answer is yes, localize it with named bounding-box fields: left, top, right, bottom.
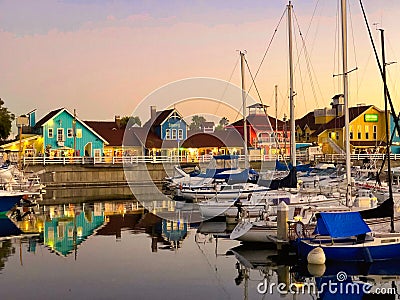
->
left=3, top=0, right=400, bottom=137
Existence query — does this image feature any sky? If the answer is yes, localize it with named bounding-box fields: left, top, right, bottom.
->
left=3, top=0, right=400, bottom=137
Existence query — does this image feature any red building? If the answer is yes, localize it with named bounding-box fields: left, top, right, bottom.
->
left=227, top=103, right=291, bottom=157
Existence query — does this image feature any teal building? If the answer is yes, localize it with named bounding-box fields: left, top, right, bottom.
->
left=34, top=108, right=108, bottom=157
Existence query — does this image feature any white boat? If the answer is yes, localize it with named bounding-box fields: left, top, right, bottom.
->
left=198, top=191, right=269, bottom=219
left=179, top=182, right=269, bottom=202
left=230, top=204, right=350, bottom=243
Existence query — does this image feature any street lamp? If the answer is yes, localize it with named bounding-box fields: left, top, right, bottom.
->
left=16, top=115, right=29, bottom=169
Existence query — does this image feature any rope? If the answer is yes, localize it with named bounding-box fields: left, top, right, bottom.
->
left=245, top=7, right=287, bottom=97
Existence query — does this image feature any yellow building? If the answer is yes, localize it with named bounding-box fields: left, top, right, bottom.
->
left=1, top=134, right=43, bottom=161
left=314, top=105, right=386, bottom=154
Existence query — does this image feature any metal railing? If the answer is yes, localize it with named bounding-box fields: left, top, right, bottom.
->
left=21, top=153, right=400, bottom=166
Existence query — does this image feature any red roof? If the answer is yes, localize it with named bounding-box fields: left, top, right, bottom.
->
left=182, top=129, right=246, bottom=148
left=229, top=115, right=285, bottom=131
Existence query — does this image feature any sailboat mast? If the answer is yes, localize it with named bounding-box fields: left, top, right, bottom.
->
left=275, top=85, right=278, bottom=139
left=380, top=28, right=395, bottom=232
left=288, top=1, right=296, bottom=167
left=240, top=51, right=249, bottom=169
left=341, top=0, right=352, bottom=206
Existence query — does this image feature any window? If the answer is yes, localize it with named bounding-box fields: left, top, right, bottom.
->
left=48, top=128, right=54, bottom=138
left=166, top=129, right=171, bottom=140
left=57, top=128, right=64, bottom=142
left=335, top=132, right=339, bottom=140
left=76, top=128, right=82, bottom=138
left=171, top=129, right=177, bottom=140
left=350, top=131, right=353, bottom=139
left=67, top=128, right=73, bottom=138
left=357, top=131, right=362, bottom=139
left=328, top=132, right=332, bottom=138
left=357, top=125, right=362, bottom=139
left=365, top=125, right=369, bottom=139
left=178, top=129, right=183, bottom=140
left=373, top=125, right=377, bottom=139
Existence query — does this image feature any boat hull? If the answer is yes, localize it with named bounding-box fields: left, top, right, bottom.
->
left=297, top=236, right=400, bottom=262
left=0, top=195, right=23, bottom=215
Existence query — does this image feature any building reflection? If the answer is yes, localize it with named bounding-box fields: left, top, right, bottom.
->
left=10, top=199, right=195, bottom=258
left=43, top=203, right=105, bottom=257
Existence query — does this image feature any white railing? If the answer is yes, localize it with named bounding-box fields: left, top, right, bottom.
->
left=314, top=153, right=400, bottom=162
left=21, top=153, right=400, bottom=165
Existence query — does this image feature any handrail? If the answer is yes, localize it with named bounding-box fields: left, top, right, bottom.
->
left=20, top=152, right=400, bottom=165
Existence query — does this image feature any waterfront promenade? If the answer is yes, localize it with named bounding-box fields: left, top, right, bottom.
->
left=22, top=153, right=400, bottom=166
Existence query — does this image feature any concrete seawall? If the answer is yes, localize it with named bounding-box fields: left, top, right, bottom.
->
left=26, top=161, right=272, bottom=188
left=27, top=163, right=174, bottom=187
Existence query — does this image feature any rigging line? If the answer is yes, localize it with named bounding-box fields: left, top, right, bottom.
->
left=245, top=7, right=287, bottom=97
left=359, top=0, right=400, bottom=139
left=244, top=57, right=263, bottom=105
left=214, top=56, right=240, bottom=117
left=293, top=9, right=325, bottom=104
left=347, top=0, right=359, bottom=106
left=332, top=0, right=340, bottom=94
left=244, top=57, right=284, bottom=153
left=293, top=11, right=321, bottom=111
left=194, top=238, right=231, bottom=299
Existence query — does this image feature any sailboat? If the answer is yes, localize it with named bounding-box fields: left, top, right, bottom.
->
left=229, top=1, right=353, bottom=243
left=295, top=0, right=400, bottom=263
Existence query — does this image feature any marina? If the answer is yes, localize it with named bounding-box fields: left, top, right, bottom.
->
left=3, top=0, right=400, bottom=299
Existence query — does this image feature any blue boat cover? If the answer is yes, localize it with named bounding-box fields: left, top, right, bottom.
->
left=313, top=212, right=371, bottom=238
left=213, top=155, right=239, bottom=160
left=275, top=160, right=311, bottom=172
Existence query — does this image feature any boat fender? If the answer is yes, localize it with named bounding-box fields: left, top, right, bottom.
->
left=307, top=263, right=326, bottom=277
left=307, top=247, right=326, bottom=265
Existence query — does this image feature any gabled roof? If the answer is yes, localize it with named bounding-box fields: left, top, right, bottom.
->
left=34, top=108, right=63, bottom=128
left=35, top=108, right=108, bottom=144
left=311, top=105, right=372, bottom=137
left=229, top=115, right=284, bottom=131
left=153, top=109, right=174, bottom=126
left=296, top=111, right=319, bottom=131
left=142, top=109, right=175, bottom=129
left=129, top=127, right=179, bottom=149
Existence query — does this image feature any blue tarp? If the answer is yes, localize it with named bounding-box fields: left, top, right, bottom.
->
left=275, top=160, right=292, bottom=171
left=275, top=160, right=311, bottom=172
left=313, top=212, right=371, bottom=238
left=213, top=155, right=239, bottom=160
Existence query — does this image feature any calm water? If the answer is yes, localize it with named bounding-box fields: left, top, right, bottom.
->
left=1, top=189, right=399, bottom=300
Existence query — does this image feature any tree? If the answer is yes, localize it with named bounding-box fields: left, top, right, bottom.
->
left=120, top=116, right=141, bottom=127
left=0, top=98, right=15, bottom=141
left=215, top=117, right=229, bottom=131
left=189, top=115, right=206, bottom=131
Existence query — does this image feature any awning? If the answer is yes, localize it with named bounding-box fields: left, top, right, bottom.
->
left=313, top=212, right=371, bottom=238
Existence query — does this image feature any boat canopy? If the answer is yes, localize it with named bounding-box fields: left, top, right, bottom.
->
left=313, top=212, right=371, bottom=238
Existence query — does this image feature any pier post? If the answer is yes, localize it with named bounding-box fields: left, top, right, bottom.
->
left=277, top=201, right=289, bottom=250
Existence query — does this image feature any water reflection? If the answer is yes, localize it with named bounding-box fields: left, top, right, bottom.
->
left=11, top=199, right=196, bottom=257
left=0, top=192, right=399, bottom=299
